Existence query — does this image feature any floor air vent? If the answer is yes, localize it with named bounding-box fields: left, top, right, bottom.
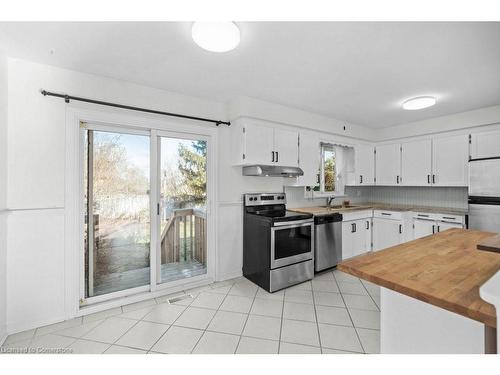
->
left=167, top=294, right=193, bottom=304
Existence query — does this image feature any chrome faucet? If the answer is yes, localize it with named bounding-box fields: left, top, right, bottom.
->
left=326, top=196, right=335, bottom=207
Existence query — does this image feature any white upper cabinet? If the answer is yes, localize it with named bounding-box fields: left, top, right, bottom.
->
left=296, top=131, right=320, bottom=186
left=354, top=144, right=375, bottom=185
left=231, top=120, right=299, bottom=166
left=432, top=134, right=469, bottom=186
left=401, top=139, right=432, bottom=186
left=241, top=122, right=275, bottom=165
left=470, top=130, right=500, bottom=159
left=375, top=143, right=401, bottom=185
left=274, top=128, right=299, bottom=167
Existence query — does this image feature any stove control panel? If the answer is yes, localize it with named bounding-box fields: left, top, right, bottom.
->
left=244, top=193, right=286, bottom=206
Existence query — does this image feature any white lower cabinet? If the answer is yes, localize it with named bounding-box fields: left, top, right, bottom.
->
left=413, top=218, right=436, bottom=239
left=372, top=217, right=403, bottom=252
left=412, top=213, right=464, bottom=239
left=342, top=218, right=371, bottom=260
left=435, top=221, right=463, bottom=232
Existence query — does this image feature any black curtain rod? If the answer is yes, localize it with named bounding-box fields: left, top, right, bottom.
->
left=40, top=89, right=231, bottom=126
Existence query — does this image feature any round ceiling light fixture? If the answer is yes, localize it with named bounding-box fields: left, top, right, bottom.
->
left=402, top=96, right=437, bottom=110
left=191, top=22, right=240, bottom=52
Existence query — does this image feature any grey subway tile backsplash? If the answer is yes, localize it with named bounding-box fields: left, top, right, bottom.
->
left=285, top=186, right=468, bottom=210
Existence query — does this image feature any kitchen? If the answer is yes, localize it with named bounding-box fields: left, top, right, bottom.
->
left=1, top=6, right=500, bottom=367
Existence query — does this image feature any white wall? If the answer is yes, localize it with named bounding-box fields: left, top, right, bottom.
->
left=5, top=58, right=229, bottom=333
left=0, top=50, right=8, bottom=344
left=228, top=96, right=376, bottom=141
left=376, top=104, right=500, bottom=141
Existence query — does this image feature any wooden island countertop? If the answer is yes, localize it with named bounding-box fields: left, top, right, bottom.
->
left=338, top=228, right=500, bottom=328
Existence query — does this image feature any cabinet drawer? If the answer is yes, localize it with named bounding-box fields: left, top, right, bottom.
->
left=436, top=214, right=464, bottom=224
left=373, top=210, right=403, bottom=221
left=412, top=212, right=438, bottom=221
left=342, top=210, right=373, bottom=221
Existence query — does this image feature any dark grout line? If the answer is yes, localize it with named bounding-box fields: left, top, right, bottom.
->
left=333, top=271, right=366, bottom=354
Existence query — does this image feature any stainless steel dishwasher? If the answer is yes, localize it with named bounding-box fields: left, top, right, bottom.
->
left=314, top=213, right=343, bottom=272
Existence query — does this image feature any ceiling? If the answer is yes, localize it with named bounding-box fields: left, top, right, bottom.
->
left=1, top=22, right=500, bottom=128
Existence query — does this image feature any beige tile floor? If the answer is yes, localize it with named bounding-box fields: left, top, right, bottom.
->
left=1, top=269, right=380, bottom=354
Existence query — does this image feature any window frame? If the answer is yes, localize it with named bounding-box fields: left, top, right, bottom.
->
left=313, top=142, right=347, bottom=198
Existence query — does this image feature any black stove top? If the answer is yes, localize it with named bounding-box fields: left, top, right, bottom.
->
left=245, top=204, right=313, bottom=224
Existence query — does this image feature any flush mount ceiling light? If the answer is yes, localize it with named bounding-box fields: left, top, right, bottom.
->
left=191, top=22, right=240, bottom=52
left=402, top=96, right=437, bottom=110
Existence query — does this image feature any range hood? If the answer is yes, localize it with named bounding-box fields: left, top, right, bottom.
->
left=242, top=165, right=304, bottom=177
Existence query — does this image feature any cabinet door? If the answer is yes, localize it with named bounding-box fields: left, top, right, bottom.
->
left=274, top=128, right=299, bottom=167
left=341, top=221, right=355, bottom=260
left=413, top=219, right=436, bottom=239
left=296, top=132, right=320, bottom=186
left=243, top=123, right=275, bottom=165
left=375, top=144, right=401, bottom=185
left=352, top=219, right=372, bottom=256
left=372, top=218, right=402, bottom=251
left=436, top=221, right=463, bottom=232
left=470, top=130, right=500, bottom=159
left=432, top=135, right=469, bottom=186
left=355, top=144, right=375, bottom=185
left=401, top=139, right=432, bottom=186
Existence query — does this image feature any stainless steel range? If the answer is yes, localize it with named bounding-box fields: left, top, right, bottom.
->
left=243, top=193, right=314, bottom=292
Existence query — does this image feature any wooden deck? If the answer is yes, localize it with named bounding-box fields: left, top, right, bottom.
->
left=93, top=260, right=206, bottom=296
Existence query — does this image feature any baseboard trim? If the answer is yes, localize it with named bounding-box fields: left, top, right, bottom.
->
left=217, top=270, right=243, bottom=282
left=7, top=314, right=66, bottom=338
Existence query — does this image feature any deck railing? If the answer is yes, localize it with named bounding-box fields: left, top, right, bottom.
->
left=160, top=208, right=206, bottom=266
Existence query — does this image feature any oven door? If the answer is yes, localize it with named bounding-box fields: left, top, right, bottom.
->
left=271, top=220, right=314, bottom=269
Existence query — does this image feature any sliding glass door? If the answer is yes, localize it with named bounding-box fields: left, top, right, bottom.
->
left=81, top=123, right=209, bottom=305
left=83, top=128, right=151, bottom=299
left=157, top=135, right=207, bottom=284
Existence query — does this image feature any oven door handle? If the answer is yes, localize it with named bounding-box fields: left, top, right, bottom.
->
left=273, top=219, right=314, bottom=228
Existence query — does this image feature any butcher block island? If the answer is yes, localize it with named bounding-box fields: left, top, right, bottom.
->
left=338, top=228, right=500, bottom=354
